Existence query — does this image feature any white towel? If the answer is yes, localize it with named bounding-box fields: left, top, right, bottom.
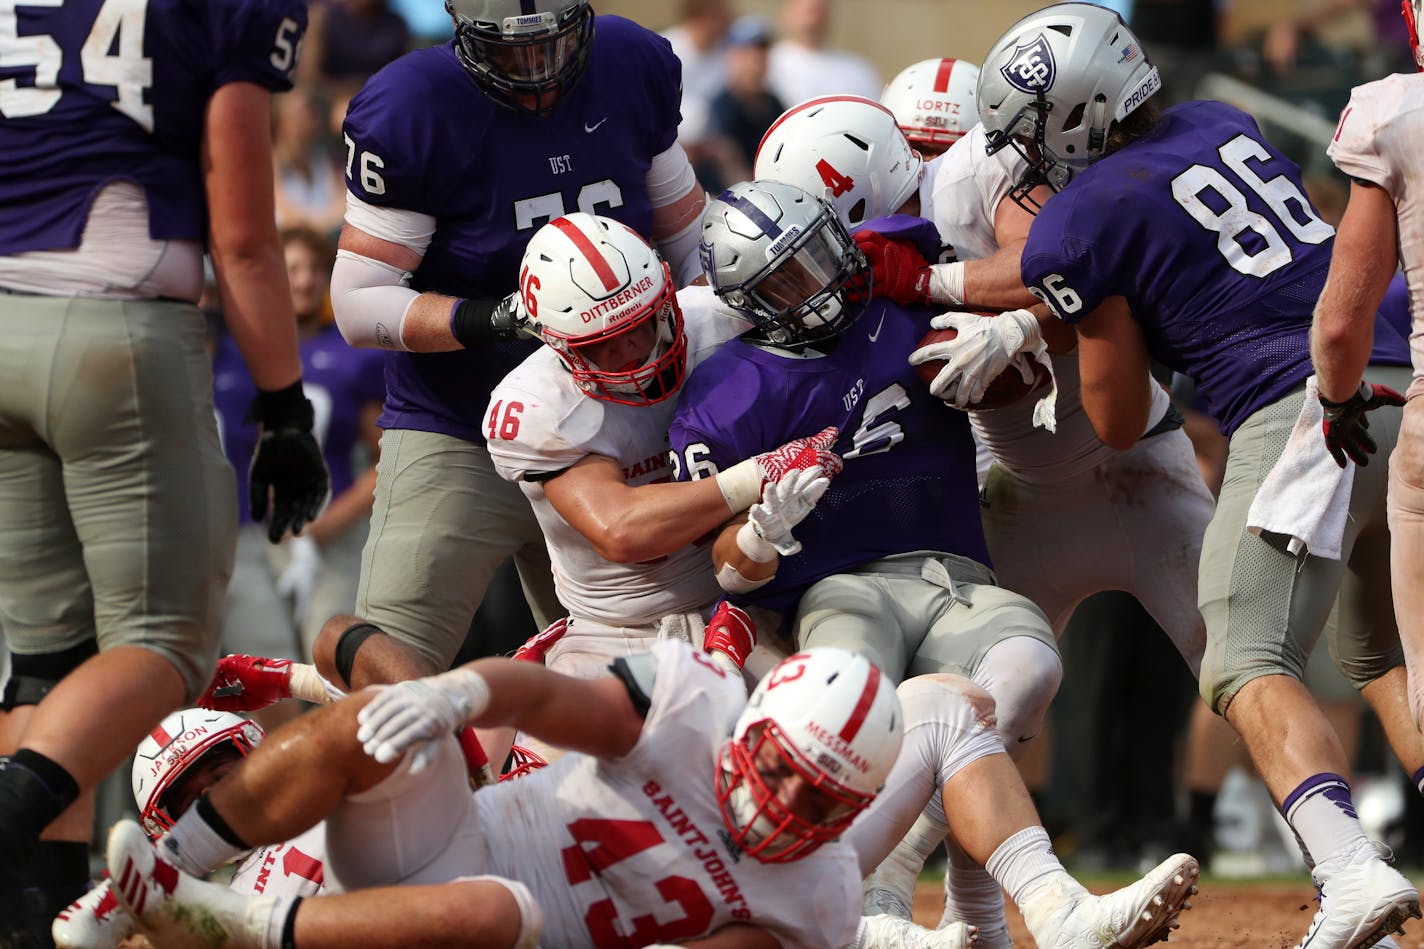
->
left=1245, top=376, right=1354, bottom=560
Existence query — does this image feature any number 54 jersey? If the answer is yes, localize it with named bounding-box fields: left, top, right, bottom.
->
left=0, top=0, right=305, bottom=256
left=474, top=639, right=863, bottom=949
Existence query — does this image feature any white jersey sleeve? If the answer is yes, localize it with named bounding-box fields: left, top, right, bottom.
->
left=227, top=824, right=328, bottom=898
left=925, top=124, right=1026, bottom=262
left=486, top=349, right=606, bottom=483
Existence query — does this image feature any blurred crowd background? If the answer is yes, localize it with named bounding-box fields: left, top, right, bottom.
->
left=105, top=0, right=1424, bottom=878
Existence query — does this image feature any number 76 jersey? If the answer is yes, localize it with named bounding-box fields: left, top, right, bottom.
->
left=1019, top=100, right=1338, bottom=435
left=0, top=0, right=305, bottom=256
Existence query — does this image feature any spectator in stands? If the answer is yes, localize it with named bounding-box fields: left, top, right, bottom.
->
left=661, top=0, right=735, bottom=169
left=307, top=0, right=412, bottom=89
left=767, top=0, right=880, bottom=106
left=705, top=16, right=785, bottom=186
left=1264, top=0, right=1415, bottom=78
left=273, top=86, right=347, bottom=237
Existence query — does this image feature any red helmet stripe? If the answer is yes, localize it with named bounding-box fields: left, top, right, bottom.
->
left=756, top=95, right=898, bottom=164
left=933, top=58, right=957, bottom=93
left=838, top=663, right=881, bottom=743
left=148, top=723, right=172, bottom=746
left=552, top=217, right=620, bottom=292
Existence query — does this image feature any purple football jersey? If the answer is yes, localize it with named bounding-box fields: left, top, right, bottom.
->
left=0, top=0, right=304, bottom=255
left=1021, top=100, right=1410, bottom=435
left=340, top=15, right=683, bottom=443
left=669, top=299, right=988, bottom=615
left=215, top=325, right=386, bottom=523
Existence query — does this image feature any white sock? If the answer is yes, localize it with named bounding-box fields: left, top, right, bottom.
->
left=158, top=805, right=244, bottom=877
left=259, top=895, right=298, bottom=949
left=941, top=837, right=1008, bottom=943
left=868, top=811, right=946, bottom=904
left=985, top=826, right=1075, bottom=907
left=1281, top=773, right=1369, bottom=868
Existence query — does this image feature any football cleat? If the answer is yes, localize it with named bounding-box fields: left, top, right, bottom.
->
left=1292, top=841, right=1420, bottom=949
left=1021, top=852, right=1199, bottom=948
left=52, top=879, right=133, bottom=949
left=859, top=914, right=977, bottom=949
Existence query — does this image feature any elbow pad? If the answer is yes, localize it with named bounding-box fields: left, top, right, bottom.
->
left=330, top=250, right=419, bottom=351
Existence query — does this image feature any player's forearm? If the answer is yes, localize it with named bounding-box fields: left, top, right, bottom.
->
left=582, top=479, right=742, bottom=564
left=711, top=519, right=777, bottom=592
left=462, top=660, right=642, bottom=758
left=959, top=243, right=1040, bottom=310
left=213, top=248, right=303, bottom=391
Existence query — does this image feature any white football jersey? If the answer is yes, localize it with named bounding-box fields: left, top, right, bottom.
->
left=487, top=286, right=747, bottom=627
left=228, top=824, right=328, bottom=899
left=923, top=123, right=1170, bottom=479
left=1329, top=72, right=1424, bottom=394
left=475, top=639, right=863, bottom=949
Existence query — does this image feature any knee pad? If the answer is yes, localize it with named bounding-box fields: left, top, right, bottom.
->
left=466, top=876, right=543, bottom=949
left=897, top=674, right=1005, bottom=786
left=971, top=636, right=1063, bottom=748
left=1, top=641, right=97, bottom=710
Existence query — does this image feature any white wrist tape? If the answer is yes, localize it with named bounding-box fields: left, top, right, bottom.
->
left=330, top=250, right=418, bottom=351
left=1002, top=307, right=1045, bottom=351
left=927, top=260, right=966, bottom=306
left=717, top=560, right=773, bottom=593
left=735, top=520, right=779, bottom=563
left=715, top=458, right=762, bottom=513
left=287, top=663, right=338, bottom=704
left=442, top=666, right=493, bottom=721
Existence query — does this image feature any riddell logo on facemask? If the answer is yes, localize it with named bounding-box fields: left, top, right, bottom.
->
left=580, top=275, right=654, bottom=324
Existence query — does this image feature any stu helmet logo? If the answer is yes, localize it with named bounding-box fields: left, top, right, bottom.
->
left=1000, top=33, right=1055, bottom=94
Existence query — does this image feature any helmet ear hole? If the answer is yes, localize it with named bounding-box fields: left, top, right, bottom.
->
left=847, top=199, right=867, bottom=225
left=1061, top=102, right=1087, bottom=134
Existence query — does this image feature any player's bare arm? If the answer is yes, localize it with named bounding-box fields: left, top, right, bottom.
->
left=1074, top=295, right=1154, bottom=451
left=1310, top=179, right=1398, bottom=403
left=541, top=454, right=751, bottom=564
left=335, top=224, right=465, bottom=352
left=203, top=81, right=303, bottom=391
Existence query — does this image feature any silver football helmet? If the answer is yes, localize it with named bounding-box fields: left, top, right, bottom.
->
left=699, top=180, right=870, bottom=350
left=445, top=0, right=594, bottom=116
left=978, top=2, right=1160, bottom=207
left=880, top=58, right=982, bottom=157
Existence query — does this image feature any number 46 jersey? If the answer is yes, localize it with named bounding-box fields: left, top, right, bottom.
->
left=474, top=639, right=863, bottom=949
left=0, top=0, right=305, bottom=256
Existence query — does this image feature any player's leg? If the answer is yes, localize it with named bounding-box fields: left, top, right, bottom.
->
left=1388, top=396, right=1424, bottom=734
left=0, top=299, right=234, bottom=940
left=794, top=568, right=913, bottom=685
left=1200, top=382, right=1419, bottom=947
left=351, top=429, right=555, bottom=676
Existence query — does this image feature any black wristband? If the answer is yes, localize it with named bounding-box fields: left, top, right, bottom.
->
left=450, top=294, right=522, bottom=348
left=334, top=622, right=383, bottom=687
left=244, top=380, right=314, bottom=431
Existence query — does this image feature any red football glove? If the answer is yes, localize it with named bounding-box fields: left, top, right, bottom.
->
left=512, top=617, right=568, bottom=665
left=853, top=230, right=932, bottom=306
left=198, top=654, right=293, bottom=712
left=702, top=602, right=757, bottom=670
left=1320, top=380, right=1406, bottom=468
left=753, top=426, right=844, bottom=487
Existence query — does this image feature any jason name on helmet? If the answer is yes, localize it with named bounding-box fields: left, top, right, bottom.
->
left=977, top=1, right=1160, bottom=209
left=715, top=647, right=902, bottom=863
left=132, top=710, right=264, bottom=839
left=520, top=212, right=687, bottom=406
left=700, top=180, right=870, bottom=350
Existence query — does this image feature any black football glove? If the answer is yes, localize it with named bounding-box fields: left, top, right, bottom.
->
left=245, top=381, right=330, bottom=543
left=1320, top=380, right=1406, bottom=469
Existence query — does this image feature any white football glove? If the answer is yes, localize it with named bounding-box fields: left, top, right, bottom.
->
left=355, top=668, right=491, bottom=773
left=747, top=467, right=831, bottom=557
left=275, top=534, right=322, bottom=627
left=908, top=308, right=1044, bottom=407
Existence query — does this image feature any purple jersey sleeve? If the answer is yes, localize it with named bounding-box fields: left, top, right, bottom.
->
left=855, top=214, right=946, bottom=264
left=1020, top=100, right=1408, bottom=435
left=341, top=16, right=684, bottom=442
left=669, top=300, right=988, bottom=615
left=0, top=0, right=304, bottom=255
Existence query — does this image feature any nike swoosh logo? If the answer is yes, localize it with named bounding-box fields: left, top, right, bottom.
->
left=866, top=314, right=886, bottom=343
left=584, top=117, right=608, bottom=133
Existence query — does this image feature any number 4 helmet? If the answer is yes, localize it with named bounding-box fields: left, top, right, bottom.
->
left=716, top=647, right=902, bottom=863
left=700, top=180, right=870, bottom=350
left=754, top=95, right=924, bottom=228
left=520, top=213, right=687, bottom=406
left=445, top=0, right=594, bottom=116
left=978, top=2, right=1160, bottom=205
left=132, top=710, right=264, bottom=840
left=880, top=58, right=982, bottom=156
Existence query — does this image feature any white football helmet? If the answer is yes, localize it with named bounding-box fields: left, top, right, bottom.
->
left=520, top=213, right=686, bottom=405
left=132, top=710, right=263, bottom=839
left=699, top=179, right=870, bottom=350
left=880, top=58, right=982, bottom=156
left=978, top=2, right=1160, bottom=206
left=445, top=0, right=594, bottom=115
left=754, top=95, right=924, bottom=228
left=1405, top=0, right=1424, bottom=70
left=716, top=648, right=901, bottom=863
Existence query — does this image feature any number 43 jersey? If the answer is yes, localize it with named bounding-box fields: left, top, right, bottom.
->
left=1021, top=100, right=1406, bottom=436
left=0, top=0, right=305, bottom=256
left=475, top=639, right=863, bottom=949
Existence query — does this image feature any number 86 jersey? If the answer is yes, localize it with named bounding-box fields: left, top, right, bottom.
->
left=0, top=0, right=305, bottom=258
left=474, top=640, right=863, bottom=949
left=1019, top=100, right=1341, bottom=435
